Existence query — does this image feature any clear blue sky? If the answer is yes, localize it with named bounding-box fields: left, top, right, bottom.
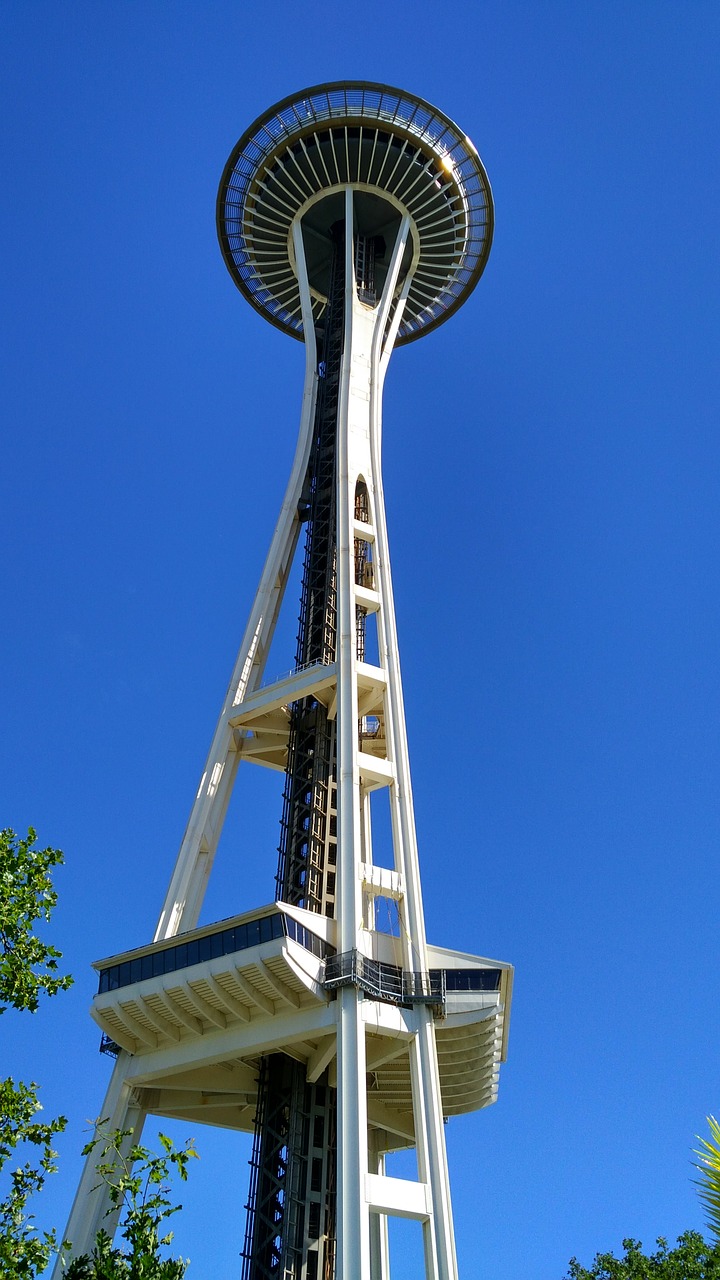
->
left=2, top=3, right=720, bottom=1276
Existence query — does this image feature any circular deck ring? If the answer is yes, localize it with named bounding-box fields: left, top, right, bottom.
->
left=217, top=81, right=493, bottom=345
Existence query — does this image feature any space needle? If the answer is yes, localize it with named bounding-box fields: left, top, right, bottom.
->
left=56, top=82, right=512, bottom=1280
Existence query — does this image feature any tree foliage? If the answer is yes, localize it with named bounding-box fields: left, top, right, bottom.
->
left=1, top=826, right=197, bottom=1275
left=694, top=1116, right=720, bottom=1243
left=0, top=828, right=71, bottom=1275
left=565, top=1231, right=720, bottom=1279
left=64, top=1127, right=197, bottom=1278
left=0, top=827, right=72, bottom=1014
left=0, top=1078, right=67, bottom=1277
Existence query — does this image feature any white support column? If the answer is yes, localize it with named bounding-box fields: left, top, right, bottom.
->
left=336, top=185, right=371, bottom=1280
left=153, top=230, right=319, bottom=942
left=56, top=185, right=327, bottom=1280
left=368, top=1142, right=391, bottom=1280
left=415, top=1008, right=459, bottom=1280
left=366, top=220, right=460, bottom=1280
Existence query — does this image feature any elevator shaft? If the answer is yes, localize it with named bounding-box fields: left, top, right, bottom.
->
left=276, top=221, right=345, bottom=916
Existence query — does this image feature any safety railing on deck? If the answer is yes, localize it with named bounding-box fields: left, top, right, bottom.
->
left=323, top=950, right=445, bottom=1010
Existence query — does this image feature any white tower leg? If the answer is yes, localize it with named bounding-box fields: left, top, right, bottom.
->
left=328, top=188, right=458, bottom=1280
left=54, top=238, right=321, bottom=1274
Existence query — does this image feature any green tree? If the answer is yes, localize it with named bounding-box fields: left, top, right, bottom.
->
left=694, top=1117, right=720, bottom=1244
left=565, top=1231, right=720, bottom=1279
left=0, top=1078, right=67, bottom=1278
left=0, top=827, right=72, bottom=1276
left=0, top=827, right=72, bottom=1014
left=64, top=1127, right=196, bottom=1278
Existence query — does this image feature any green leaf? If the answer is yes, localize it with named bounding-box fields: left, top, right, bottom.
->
left=65, top=1123, right=196, bottom=1277
left=0, top=828, right=72, bottom=1015
left=693, top=1116, right=720, bottom=1244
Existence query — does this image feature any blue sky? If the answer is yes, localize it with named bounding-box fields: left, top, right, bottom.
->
left=2, top=2, right=720, bottom=1276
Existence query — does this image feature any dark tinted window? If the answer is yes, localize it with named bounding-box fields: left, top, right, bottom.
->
left=96, top=911, right=328, bottom=993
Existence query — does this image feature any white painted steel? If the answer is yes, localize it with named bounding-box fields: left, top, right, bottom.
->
left=153, top=224, right=319, bottom=943
left=330, top=191, right=458, bottom=1280
left=53, top=221, right=324, bottom=1276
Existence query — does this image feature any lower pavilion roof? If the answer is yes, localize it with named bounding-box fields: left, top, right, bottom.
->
left=91, top=903, right=512, bottom=1153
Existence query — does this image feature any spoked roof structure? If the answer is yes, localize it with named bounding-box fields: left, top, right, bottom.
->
left=217, top=80, right=494, bottom=344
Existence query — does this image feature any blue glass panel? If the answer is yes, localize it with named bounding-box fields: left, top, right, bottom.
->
left=96, top=911, right=327, bottom=993
left=444, top=968, right=502, bottom=992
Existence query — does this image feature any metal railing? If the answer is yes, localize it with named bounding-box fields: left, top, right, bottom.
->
left=260, top=657, right=332, bottom=692
left=324, top=950, right=445, bottom=1009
